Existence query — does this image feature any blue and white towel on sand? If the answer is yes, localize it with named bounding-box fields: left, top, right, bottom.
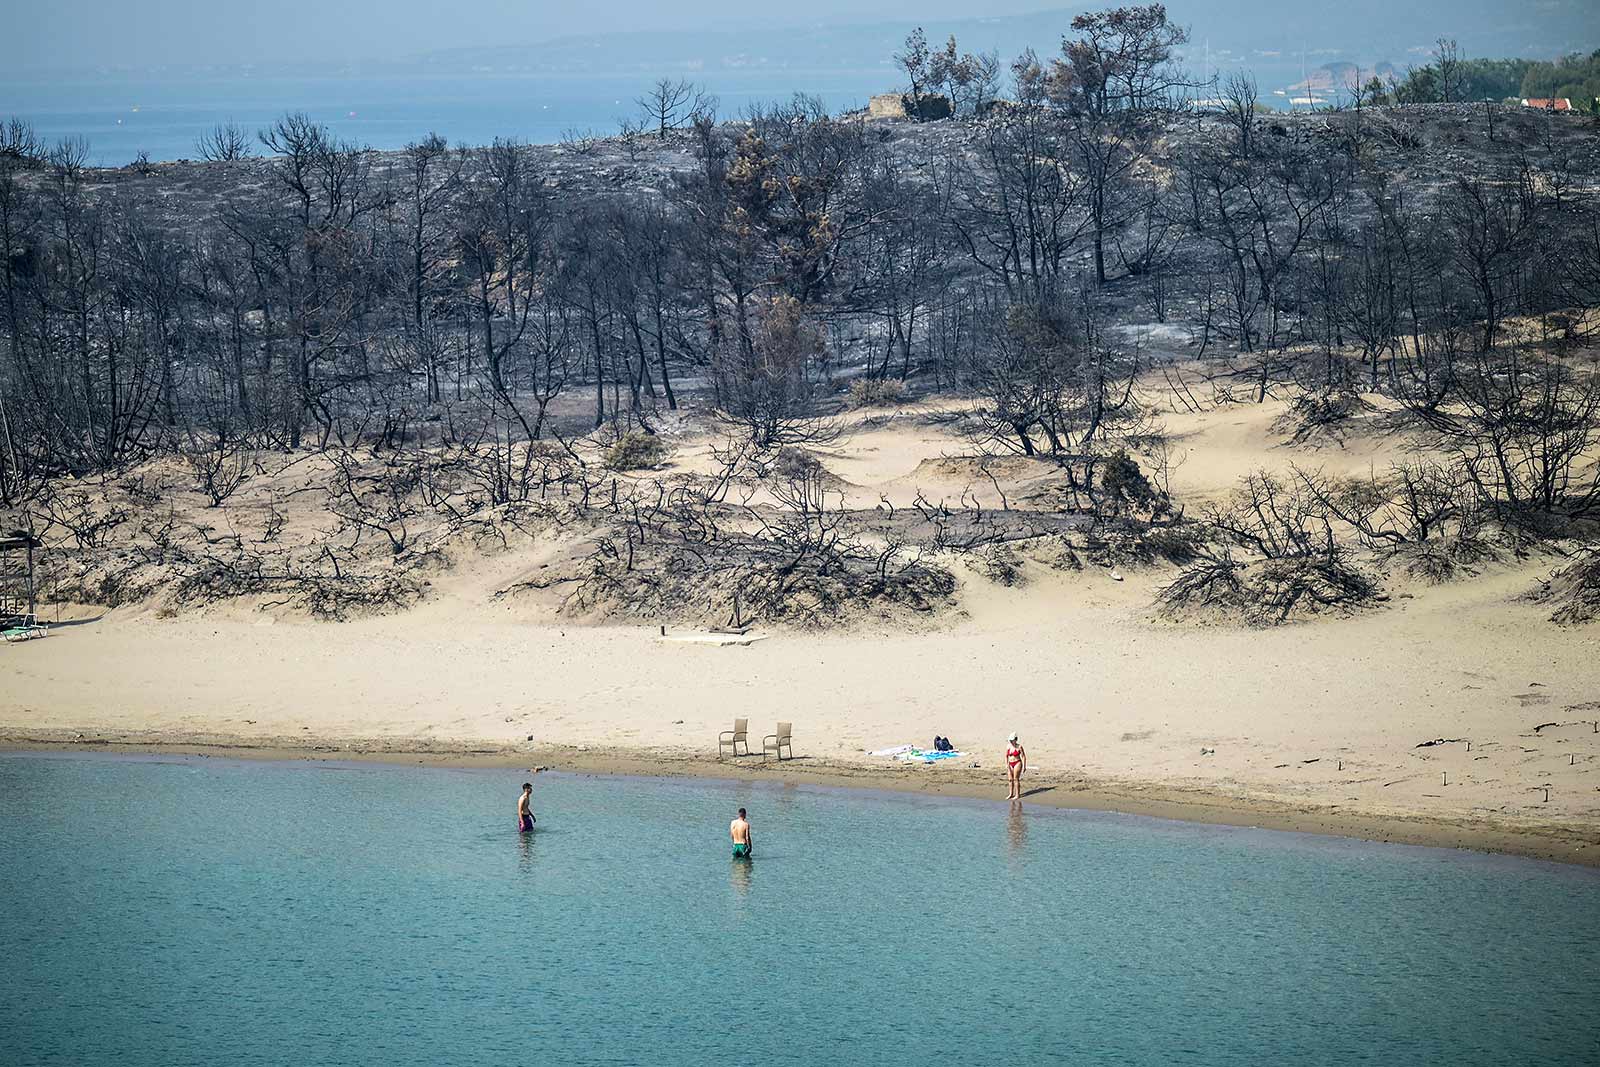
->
left=902, top=749, right=966, bottom=763
left=868, top=745, right=966, bottom=764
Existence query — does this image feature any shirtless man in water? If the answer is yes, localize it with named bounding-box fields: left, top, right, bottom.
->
left=730, top=808, right=753, bottom=858
left=517, top=781, right=536, bottom=833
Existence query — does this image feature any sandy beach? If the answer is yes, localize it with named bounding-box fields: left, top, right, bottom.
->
left=5, top=398, right=1598, bottom=865
left=5, top=562, right=1597, bottom=865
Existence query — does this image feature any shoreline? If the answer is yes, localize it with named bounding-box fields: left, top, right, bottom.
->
left=7, top=729, right=1598, bottom=869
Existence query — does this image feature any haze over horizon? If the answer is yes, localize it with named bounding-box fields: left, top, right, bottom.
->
left=6, top=0, right=1597, bottom=76
left=12, top=0, right=1050, bottom=71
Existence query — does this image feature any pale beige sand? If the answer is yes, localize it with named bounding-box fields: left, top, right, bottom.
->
left=3, top=396, right=1597, bottom=864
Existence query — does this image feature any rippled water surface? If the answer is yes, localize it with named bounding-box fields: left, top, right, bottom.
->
left=2, top=753, right=1597, bottom=1066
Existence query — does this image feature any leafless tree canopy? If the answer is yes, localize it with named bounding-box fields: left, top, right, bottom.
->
left=1, top=3, right=1598, bottom=628
left=636, top=78, right=711, bottom=141
left=196, top=121, right=253, bottom=163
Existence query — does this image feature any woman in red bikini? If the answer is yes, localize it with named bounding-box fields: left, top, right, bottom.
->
left=1005, top=733, right=1027, bottom=800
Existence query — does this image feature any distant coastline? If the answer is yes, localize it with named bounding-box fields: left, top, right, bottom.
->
left=0, top=70, right=887, bottom=167
left=9, top=2, right=1596, bottom=167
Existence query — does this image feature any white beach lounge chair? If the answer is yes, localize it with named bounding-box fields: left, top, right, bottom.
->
left=2, top=623, right=46, bottom=643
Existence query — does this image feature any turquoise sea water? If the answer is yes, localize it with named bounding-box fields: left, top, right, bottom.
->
left=2, top=752, right=1598, bottom=1066
left=0, top=72, right=883, bottom=167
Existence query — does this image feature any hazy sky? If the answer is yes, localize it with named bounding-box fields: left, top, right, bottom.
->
left=9, top=0, right=1053, bottom=70
left=8, top=0, right=1595, bottom=73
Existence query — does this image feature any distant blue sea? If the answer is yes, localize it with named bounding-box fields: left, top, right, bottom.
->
left=3, top=752, right=1598, bottom=1066
left=0, top=71, right=886, bottom=166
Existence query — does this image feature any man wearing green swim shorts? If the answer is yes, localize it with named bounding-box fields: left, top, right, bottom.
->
left=730, top=807, right=753, bottom=858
